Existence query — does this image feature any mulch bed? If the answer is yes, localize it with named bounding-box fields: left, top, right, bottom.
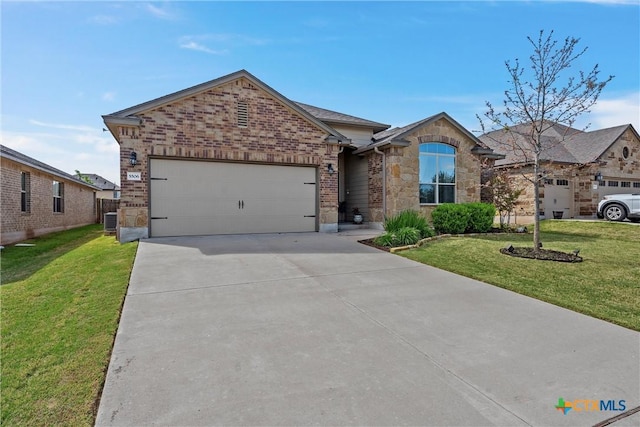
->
left=358, top=238, right=391, bottom=252
left=360, top=234, right=583, bottom=263
left=500, top=247, right=583, bottom=262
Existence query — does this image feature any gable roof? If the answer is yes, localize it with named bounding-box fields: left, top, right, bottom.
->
left=354, top=112, right=503, bottom=159
left=74, top=173, right=120, bottom=191
left=1, top=145, right=100, bottom=190
left=295, top=102, right=390, bottom=133
left=479, top=122, right=636, bottom=166
left=103, top=69, right=350, bottom=144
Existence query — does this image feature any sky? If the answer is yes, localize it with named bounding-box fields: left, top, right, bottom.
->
left=2, top=1, right=639, bottom=186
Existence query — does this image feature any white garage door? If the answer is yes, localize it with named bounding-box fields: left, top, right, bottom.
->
left=150, top=159, right=317, bottom=237
left=543, top=178, right=572, bottom=218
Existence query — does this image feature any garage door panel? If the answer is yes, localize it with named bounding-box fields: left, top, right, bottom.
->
left=150, top=159, right=317, bottom=237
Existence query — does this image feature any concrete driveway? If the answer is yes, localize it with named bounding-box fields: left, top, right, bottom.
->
left=96, top=232, right=639, bottom=426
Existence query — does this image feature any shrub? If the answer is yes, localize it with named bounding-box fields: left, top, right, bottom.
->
left=465, top=203, right=496, bottom=233
left=431, top=204, right=470, bottom=234
left=374, top=227, right=422, bottom=247
left=383, top=210, right=434, bottom=238
left=374, top=232, right=396, bottom=247
left=395, top=227, right=421, bottom=246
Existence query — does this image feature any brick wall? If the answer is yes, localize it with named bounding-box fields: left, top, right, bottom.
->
left=115, top=77, right=338, bottom=238
left=1, top=157, right=96, bottom=244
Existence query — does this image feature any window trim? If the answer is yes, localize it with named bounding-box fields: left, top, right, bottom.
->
left=21, top=171, right=31, bottom=213
left=419, top=142, right=456, bottom=205
left=53, top=181, right=64, bottom=213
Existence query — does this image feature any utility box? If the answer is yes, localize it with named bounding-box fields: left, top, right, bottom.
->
left=104, top=212, right=117, bottom=232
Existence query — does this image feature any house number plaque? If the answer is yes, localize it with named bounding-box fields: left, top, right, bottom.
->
left=127, top=172, right=142, bottom=181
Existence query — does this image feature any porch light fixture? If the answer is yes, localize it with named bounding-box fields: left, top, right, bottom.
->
left=594, top=172, right=603, bottom=182
left=129, top=151, right=138, bottom=166
left=327, top=163, right=335, bottom=175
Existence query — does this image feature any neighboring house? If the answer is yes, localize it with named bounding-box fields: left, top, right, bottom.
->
left=479, top=122, right=640, bottom=221
left=74, top=173, right=121, bottom=199
left=1, top=145, right=98, bottom=245
left=103, top=69, right=502, bottom=242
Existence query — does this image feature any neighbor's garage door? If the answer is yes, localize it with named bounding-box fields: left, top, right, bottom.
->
left=149, top=159, right=317, bottom=237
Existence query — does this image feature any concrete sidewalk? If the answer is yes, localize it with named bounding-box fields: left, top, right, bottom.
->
left=96, top=232, right=639, bottom=426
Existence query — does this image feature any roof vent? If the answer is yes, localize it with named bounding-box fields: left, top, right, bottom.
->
left=237, top=101, right=248, bottom=128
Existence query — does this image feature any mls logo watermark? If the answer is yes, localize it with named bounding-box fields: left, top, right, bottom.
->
left=555, top=397, right=626, bottom=415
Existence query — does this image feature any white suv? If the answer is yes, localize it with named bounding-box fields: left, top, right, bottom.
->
left=597, top=194, right=640, bottom=222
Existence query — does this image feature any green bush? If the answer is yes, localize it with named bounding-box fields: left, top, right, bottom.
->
left=374, top=227, right=422, bottom=247
left=432, top=203, right=497, bottom=234
left=465, top=203, right=496, bottom=233
left=374, top=232, right=396, bottom=247
left=383, top=210, right=434, bottom=238
left=431, top=204, right=470, bottom=234
left=395, top=227, right=421, bottom=246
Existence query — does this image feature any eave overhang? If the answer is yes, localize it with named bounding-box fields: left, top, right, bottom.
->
left=102, top=69, right=349, bottom=144
left=352, top=138, right=411, bottom=155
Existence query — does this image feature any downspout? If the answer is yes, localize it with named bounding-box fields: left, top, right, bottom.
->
left=374, top=146, right=386, bottom=217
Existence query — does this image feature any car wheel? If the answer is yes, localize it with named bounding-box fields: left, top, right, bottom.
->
left=604, top=204, right=626, bottom=222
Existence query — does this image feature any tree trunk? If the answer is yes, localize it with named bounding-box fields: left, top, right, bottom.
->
left=533, top=157, right=542, bottom=252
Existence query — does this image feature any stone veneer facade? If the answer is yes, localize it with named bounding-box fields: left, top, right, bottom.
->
left=368, top=118, right=486, bottom=223
left=114, top=77, right=338, bottom=242
left=487, top=127, right=640, bottom=223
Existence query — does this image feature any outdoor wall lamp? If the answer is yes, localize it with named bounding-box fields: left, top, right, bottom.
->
left=327, top=163, right=335, bottom=175
left=594, top=172, right=603, bottom=182
left=129, top=151, right=138, bottom=166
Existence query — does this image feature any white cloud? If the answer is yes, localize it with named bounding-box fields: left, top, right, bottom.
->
left=29, top=119, right=97, bottom=132
left=179, top=41, right=227, bottom=55
left=178, top=33, right=269, bottom=55
left=586, top=92, right=640, bottom=129
left=89, top=15, right=119, bottom=25
left=145, top=3, right=174, bottom=20
left=580, top=0, right=640, bottom=5
left=102, top=92, right=116, bottom=101
left=2, top=124, right=121, bottom=185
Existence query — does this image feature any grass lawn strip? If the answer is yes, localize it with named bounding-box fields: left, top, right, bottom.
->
left=399, top=221, right=640, bottom=331
left=1, top=225, right=138, bottom=426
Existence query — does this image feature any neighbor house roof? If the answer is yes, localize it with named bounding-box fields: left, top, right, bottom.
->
left=103, top=69, right=350, bottom=144
left=1, top=145, right=100, bottom=190
left=479, top=122, right=636, bottom=166
left=354, top=112, right=504, bottom=159
left=295, top=102, right=390, bottom=133
left=74, top=173, right=120, bottom=191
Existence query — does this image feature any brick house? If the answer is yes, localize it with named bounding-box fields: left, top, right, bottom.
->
left=479, top=122, right=640, bottom=222
left=1, top=145, right=98, bottom=245
left=103, top=70, right=502, bottom=242
left=74, top=173, right=121, bottom=199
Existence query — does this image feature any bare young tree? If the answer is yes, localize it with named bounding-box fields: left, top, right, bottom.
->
left=479, top=30, right=613, bottom=251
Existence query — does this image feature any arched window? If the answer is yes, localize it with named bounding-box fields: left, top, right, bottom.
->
left=419, top=143, right=456, bottom=204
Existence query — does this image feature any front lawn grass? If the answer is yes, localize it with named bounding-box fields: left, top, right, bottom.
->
left=399, top=221, right=640, bottom=331
left=1, top=224, right=138, bottom=426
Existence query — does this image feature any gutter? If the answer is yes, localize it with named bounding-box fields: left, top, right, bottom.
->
left=471, top=145, right=506, bottom=160
left=353, top=138, right=410, bottom=155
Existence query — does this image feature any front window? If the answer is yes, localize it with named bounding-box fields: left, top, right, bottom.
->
left=53, top=181, right=64, bottom=213
left=21, top=172, right=31, bottom=213
left=419, top=143, right=456, bottom=204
